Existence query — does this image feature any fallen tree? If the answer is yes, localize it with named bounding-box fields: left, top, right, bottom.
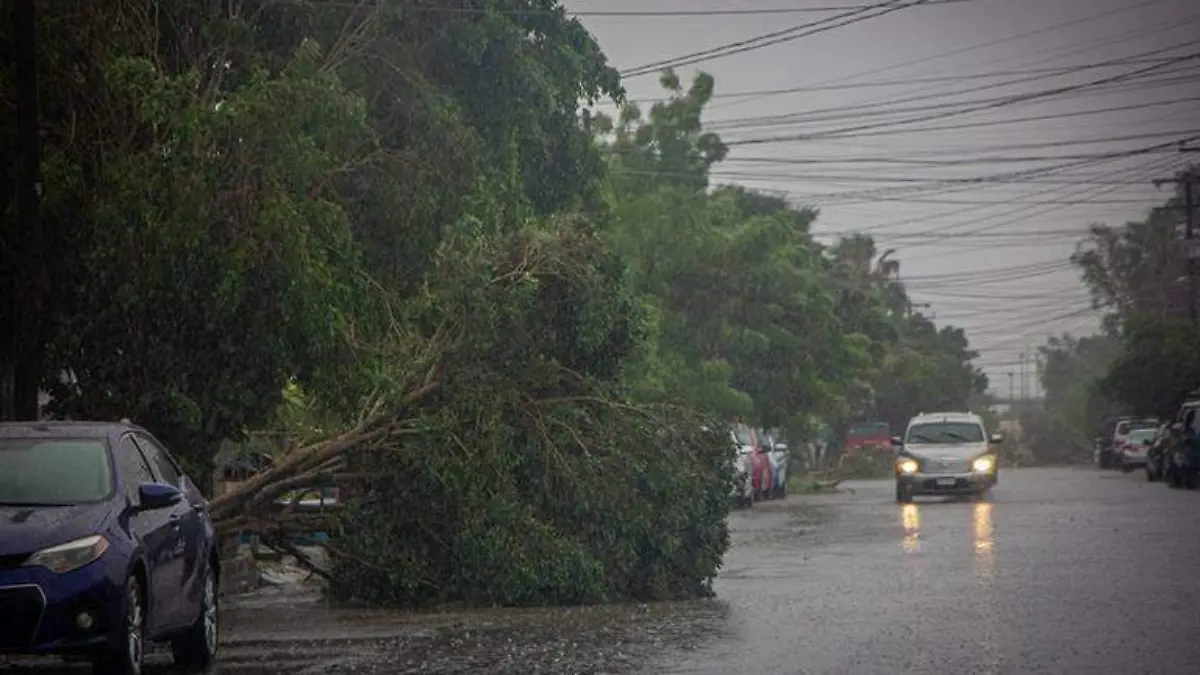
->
left=209, top=221, right=736, bottom=607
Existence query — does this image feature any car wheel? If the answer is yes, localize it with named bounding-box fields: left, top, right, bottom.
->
left=895, top=482, right=912, bottom=503
left=92, top=575, right=145, bottom=675
left=172, top=563, right=219, bottom=670
left=1121, top=461, right=1133, bottom=473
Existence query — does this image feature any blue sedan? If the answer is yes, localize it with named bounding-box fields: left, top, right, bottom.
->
left=0, top=421, right=219, bottom=674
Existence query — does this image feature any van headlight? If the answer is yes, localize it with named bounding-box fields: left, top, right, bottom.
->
left=972, top=456, right=996, bottom=473
left=897, top=458, right=919, bottom=475
left=26, top=535, right=110, bottom=574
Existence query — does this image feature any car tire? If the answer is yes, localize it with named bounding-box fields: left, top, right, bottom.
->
left=92, top=575, right=145, bottom=675
left=1121, top=461, right=1133, bottom=474
left=171, top=563, right=219, bottom=671
left=895, top=482, right=913, bottom=503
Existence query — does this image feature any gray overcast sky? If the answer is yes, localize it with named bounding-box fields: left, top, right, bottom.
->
left=564, top=0, right=1200, bottom=398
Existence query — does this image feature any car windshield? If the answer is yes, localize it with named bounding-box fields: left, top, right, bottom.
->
left=0, top=438, right=113, bottom=505
left=905, top=422, right=985, bottom=444
left=1117, top=420, right=1157, bottom=434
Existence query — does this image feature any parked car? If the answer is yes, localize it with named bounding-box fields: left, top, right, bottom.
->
left=733, top=425, right=773, bottom=502
left=0, top=420, right=219, bottom=675
left=892, top=411, right=1003, bottom=503
left=1118, top=427, right=1158, bottom=472
left=1095, top=416, right=1158, bottom=469
left=729, top=426, right=756, bottom=507
left=845, top=420, right=890, bottom=457
left=1166, top=401, right=1200, bottom=489
left=1145, top=424, right=1171, bottom=482
left=766, top=431, right=789, bottom=500
left=757, top=430, right=789, bottom=500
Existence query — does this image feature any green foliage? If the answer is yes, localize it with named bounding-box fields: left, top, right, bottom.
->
left=327, top=225, right=733, bottom=606
left=1100, top=316, right=1200, bottom=418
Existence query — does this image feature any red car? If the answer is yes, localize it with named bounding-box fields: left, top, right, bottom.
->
left=734, top=424, right=774, bottom=502
left=845, top=421, right=891, bottom=456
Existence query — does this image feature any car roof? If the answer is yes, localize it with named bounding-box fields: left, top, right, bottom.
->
left=908, top=412, right=982, bottom=425
left=0, top=419, right=142, bottom=440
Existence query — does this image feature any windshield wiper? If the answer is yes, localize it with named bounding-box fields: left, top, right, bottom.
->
left=941, top=432, right=972, bottom=442
left=908, top=434, right=936, bottom=443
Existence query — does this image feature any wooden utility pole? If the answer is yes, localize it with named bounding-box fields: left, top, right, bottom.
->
left=1154, top=160, right=1198, bottom=325
left=5, top=0, right=43, bottom=420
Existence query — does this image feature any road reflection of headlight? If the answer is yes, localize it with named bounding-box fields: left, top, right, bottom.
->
left=898, top=459, right=919, bottom=475
left=972, top=456, right=995, bottom=473
left=901, top=503, right=920, bottom=552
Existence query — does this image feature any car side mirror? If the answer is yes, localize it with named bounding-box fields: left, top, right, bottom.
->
left=1171, top=422, right=1185, bottom=433
left=890, top=436, right=903, bottom=447
left=138, top=482, right=183, bottom=511
left=989, top=433, right=1004, bottom=444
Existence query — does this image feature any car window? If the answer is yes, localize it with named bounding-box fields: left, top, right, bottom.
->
left=905, top=422, right=985, bottom=444
left=1115, top=422, right=1129, bottom=435
left=849, top=422, right=888, bottom=436
left=133, top=434, right=182, bottom=486
left=1126, top=429, right=1157, bottom=444
left=115, top=435, right=157, bottom=499
left=0, top=438, right=113, bottom=505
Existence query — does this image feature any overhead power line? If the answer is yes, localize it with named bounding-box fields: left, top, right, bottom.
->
left=621, top=56, right=1187, bottom=103
left=717, top=130, right=1200, bottom=165
left=725, top=51, right=1200, bottom=146
left=711, top=94, right=1200, bottom=139
left=620, top=0, right=938, bottom=78
left=707, top=40, right=1200, bottom=131
left=709, top=0, right=1175, bottom=111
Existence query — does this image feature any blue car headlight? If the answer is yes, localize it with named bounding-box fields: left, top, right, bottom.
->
left=26, top=535, right=110, bottom=574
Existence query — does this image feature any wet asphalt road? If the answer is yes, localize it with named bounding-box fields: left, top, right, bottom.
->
left=655, top=466, right=1200, bottom=675
left=7, top=467, right=1200, bottom=674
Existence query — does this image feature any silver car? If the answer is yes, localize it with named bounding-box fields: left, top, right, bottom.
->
left=892, top=412, right=1004, bottom=503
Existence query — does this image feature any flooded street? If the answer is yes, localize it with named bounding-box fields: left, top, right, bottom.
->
left=657, top=466, right=1200, bottom=675
left=8, top=467, right=1200, bottom=674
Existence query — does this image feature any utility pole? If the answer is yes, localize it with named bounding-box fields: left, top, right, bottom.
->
left=1017, top=353, right=1026, bottom=401
left=1007, top=371, right=1014, bottom=403
left=5, top=0, right=43, bottom=420
left=1155, top=156, right=1198, bottom=325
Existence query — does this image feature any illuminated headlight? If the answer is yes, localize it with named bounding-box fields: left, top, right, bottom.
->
left=897, top=459, right=919, bottom=475
left=972, top=456, right=996, bottom=473
left=26, top=535, right=110, bottom=574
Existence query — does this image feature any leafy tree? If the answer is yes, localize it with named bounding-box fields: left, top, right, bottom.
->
left=1100, top=316, right=1200, bottom=418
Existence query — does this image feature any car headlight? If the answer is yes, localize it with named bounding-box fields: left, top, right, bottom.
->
left=26, top=535, right=110, bottom=574
left=972, top=456, right=996, bottom=473
left=897, top=458, right=919, bottom=475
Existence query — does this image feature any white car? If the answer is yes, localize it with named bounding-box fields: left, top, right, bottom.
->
left=763, top=430, right=789, bottom=499
left=730, top=426, right=756, bottom=507
left=1118, top=427, right=1158, bottom=471
left=892, top=411, right=1004, bottom=503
